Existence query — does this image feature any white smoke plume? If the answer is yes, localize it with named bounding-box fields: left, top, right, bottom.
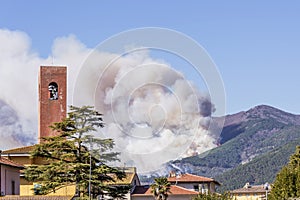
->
left=75, top=48, right=219, bottom=172
left=0, top=29, right=88, bottom=149
left=0, top=29, right=218, bottom=172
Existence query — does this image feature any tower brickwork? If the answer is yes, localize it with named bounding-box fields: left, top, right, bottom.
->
left=38, top=66, right=67, bottom=143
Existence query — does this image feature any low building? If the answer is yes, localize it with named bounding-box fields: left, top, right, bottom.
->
left=131, top=185, right=199, bottom=200
left=168, top=172, right=220, bottom=194
left=2, top=146, right=75, bottom=196
left=131, top=172, right=221, bottom=200
left=231, top=183, right=271, bottom=200
left=104, top=167, right=141, bottom=199
left=0, top=155, right=24, bottom=196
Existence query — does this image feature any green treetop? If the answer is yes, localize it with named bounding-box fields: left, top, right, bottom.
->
left=269, top=146, right=300, bottom=199
left=151, top=177, right=171, bottom=200
left=24, top=105, right=130, bottom=199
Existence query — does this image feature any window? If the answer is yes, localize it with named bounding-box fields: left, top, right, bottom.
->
left=194, top=185, right=199, bottom=192
left=11, top=181, right=15, bottom=195
left=48, top=82, right=58, bottom=100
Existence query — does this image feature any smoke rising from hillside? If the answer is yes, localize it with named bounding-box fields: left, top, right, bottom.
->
left=0, top=29, right=221, bottom=172
left=72, top=27, right=225, bottom=172
left=88, top=53, right=218, bottom=172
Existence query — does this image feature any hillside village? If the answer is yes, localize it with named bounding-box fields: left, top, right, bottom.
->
left=0, top=66, right=299, bottom=200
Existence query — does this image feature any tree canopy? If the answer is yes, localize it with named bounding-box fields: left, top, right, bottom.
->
left=150, top=177, right=171, bottom=200
left=24, top=105, right=130, bottom=199
left=269, top=146, right=300, bottom=199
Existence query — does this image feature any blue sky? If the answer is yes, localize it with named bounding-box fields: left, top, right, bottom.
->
left=1, top=0, right=300, bottom=114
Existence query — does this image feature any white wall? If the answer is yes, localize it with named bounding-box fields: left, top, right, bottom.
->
left=0, top=165, right=21, bottom=195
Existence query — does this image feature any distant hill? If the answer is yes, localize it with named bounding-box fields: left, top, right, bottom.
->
left=168, top=105, right=300, bottom=190
left=216, top=138, right=300, bottom=192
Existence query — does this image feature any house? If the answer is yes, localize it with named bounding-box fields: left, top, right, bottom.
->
left=2, top=146, right=76, bottom=196
left=0, top=155, right=24, bottom=196
left=131, top=172, right=221, bottom=200
left=168, top=172, right=220, bottom=194
left=103, top=167, right=141, bottom=199
left=131, top=185, right=199, bottom=200
left=231, top=183, right=270, bottom=200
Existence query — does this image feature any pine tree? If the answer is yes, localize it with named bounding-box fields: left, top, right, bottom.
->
left=269, top=146, right=300, bottom=199
left=24, top=106, right=130, bottom=199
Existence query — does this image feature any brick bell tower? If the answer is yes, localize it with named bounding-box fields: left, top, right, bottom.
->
left=38, top=66, right=67, bottom=143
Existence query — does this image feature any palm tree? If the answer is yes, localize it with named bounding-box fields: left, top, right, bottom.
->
left=150, top=177, right=171, bottom=200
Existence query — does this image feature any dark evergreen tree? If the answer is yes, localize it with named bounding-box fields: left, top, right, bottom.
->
left=24, top=106, right=130, bottom=199
left=269, top=146, right=300, bottom=199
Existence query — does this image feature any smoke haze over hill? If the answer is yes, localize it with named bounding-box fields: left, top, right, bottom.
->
left=0, top=29, right=220, bottom=172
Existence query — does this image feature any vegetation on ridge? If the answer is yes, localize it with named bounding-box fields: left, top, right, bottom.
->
left=216, top=138, right=300, bottom=192
left=169, top=105, right=300, bottom=192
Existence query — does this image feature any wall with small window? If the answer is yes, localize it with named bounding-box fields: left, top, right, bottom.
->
left=0, top=165, right=21, bottom=195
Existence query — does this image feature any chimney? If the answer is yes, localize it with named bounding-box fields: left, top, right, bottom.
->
left=169, top=171, right=176, bottom=178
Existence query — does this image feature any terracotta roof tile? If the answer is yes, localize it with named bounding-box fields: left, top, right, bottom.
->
left=2, top=145, right=35, bottom=154
left=231, top=185, right=268, bottom=194
left=168, top=173, right=220, bottom=185
left=131, top=185, right=199, bottom=196
left=0, top=157, right=24, bottom=168
left=0, top=195, right=72, bottom=200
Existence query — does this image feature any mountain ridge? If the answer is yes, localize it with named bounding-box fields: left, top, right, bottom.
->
left=167, top=104, right=300, bottom=190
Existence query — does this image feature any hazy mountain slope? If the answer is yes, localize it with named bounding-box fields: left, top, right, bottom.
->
left=216, top=138, right=300, bottom=192
left=170, top=105, right=300, bottom=178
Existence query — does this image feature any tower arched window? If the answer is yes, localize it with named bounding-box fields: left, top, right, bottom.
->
left=48, top=82, right=58, bottom=100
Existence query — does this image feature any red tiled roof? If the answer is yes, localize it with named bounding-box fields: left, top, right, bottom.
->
left=0, top=157, right=24, bottom=168
left=0, top=195, right=73, bottom=200
left=131, top=185, right=199, bottom=196
left=168, top=173, right=220, bottom=185
left=231, top=185, right=268, bottom=194
left=2, top=145, right=35, bottom=154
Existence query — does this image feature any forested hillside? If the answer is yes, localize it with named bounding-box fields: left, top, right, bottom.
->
left=216, top=138, right=300, bottom=192
left=167, top=105, right=300, bottom=190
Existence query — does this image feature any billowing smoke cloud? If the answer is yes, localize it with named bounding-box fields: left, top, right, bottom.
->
left=0, top=29, right=88, bottom=150
left=0, top=29, right=218, bottom=173
left=75, top=48, right=219, bottom=172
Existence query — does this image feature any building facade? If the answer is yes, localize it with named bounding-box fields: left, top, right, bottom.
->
left=168, top=172, right=220, bottom=194
left=38, top=66, right=67, bottom=143
left=231, top=183, right=270, bottom=200
left=0, top=156, right=23, bottom=196
left=131, top=173, right=220, bottom=200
